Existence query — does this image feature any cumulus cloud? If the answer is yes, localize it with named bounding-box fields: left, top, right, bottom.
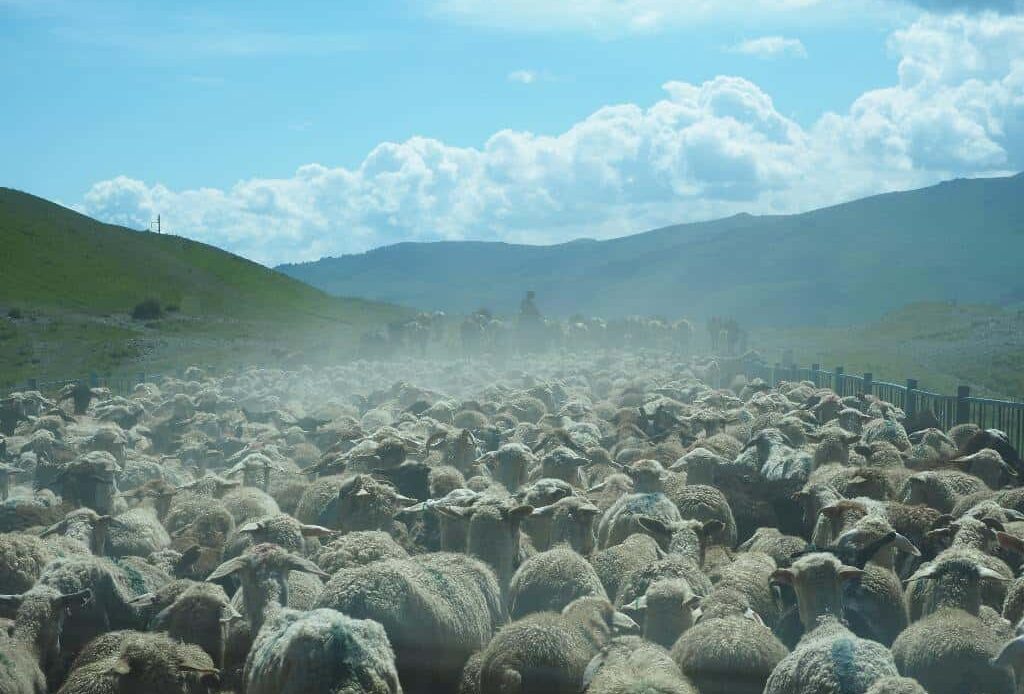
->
left=507, top=69, right=538, bottom=84
left=78, top=14, right=1024, bottom=266
left=727, top=36, right=808, bottom=59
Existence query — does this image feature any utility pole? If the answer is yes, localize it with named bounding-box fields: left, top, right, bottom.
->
left=150, top=215, right=161, bottom=234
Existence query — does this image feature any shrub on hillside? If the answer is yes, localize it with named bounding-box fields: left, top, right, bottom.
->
left=6, top=307, right=22, bottom=319
left=131, top=298, right=163, bottom=320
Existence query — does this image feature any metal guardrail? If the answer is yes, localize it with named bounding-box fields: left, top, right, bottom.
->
left=743, top=359, right=1024, bottom=451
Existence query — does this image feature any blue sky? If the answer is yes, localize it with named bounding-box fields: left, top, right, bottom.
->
left=2, top=0, right=1023, bottom=264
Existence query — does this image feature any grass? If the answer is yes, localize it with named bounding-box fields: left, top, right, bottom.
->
left=0, top=188, right=410, bottom=389
left=752, top=302, right=1024, bottom=401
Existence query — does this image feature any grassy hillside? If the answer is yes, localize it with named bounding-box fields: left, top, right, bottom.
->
left=752, top=302, right=1024, bottom=400
left=0, top=188, right=409, bottom=387
left=279, top=173, right=1024, bottom=326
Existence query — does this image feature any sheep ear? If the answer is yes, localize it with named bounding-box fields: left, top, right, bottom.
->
left=0, top=594, right=24, bottom=610
left=506, top=505, right=534, bottom=522
left=283, top=555, right=330, bottom=580
left=393, top=494, right=419, bottom=507
left=982, top=518, right=1006, bottom=533
left=530, top=505, right=553, bottom=518
left=890, top=533, right=922, bottom=557
left=586, top=482, right=607, bottom=494
left=299, top=524, right=334, bottom=538
left=623, top=595, right=647, bottom=612
left=435, top=505, right=472, bottom=519
left=611, top=611, right=640, bottom=635
left=684, top=594, right=701, bottom=609
left=238, top=521, right=264, bottom=534
left=206, top=556, right=248, bottom=582
left=107, top=658, right=131, bottom=676
left=53, top=589, right=92, bottom=611
left=770, top=568, right=795, bottom=585
left=839, top=566, right=864, bottom=582
left=700, top=520, right=725, bottom=538
left=637, top=516, right=670, bottom=537
left=905, top=564, right=938, bottom=583
left=39, top=519, right=67, bottom=537
left=577, top=504, right=600, bottom=517
left=151, top=604, right=174, bottom=631
left=978, top=566, right=1010, bottom=582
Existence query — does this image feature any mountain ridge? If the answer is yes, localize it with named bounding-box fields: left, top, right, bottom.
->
left=278, top=173, right=1024, bottom=325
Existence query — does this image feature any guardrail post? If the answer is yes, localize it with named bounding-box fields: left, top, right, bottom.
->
left=811, top=363, right=820, bottom=387
left=906, top=379, right=918, bottom=418
left=863, top=372, right=873, bottom=396
left=773, top=363, right=781, bottom=386
left=834, top=366, right=844, bottom=395
left=136, top=372, right=145, bottom=386
left=89, top=372, right=98, bottom=388
left=27, top=378, right=38, bottom=391
left=956, top=385, right=971, bottom=425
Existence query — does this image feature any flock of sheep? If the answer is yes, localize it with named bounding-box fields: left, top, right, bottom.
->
left=1, top=350, right=1024, bottom=694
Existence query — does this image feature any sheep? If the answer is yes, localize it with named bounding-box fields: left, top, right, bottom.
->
left=0, top=587, right=92, bottom=694
left=106, top=506, right=171, bottom=558
left=476, top=596, right=638, bottom=694
left=225, top=513, right=332, bottom=559
left=0, top=533, right=55, bottom=594
left=527, top=495, right=600, bottom=555
left=219, top=486, right=281, bottom=525
left=590, top=533, right=665, bottom=603
left=831, top=514, right=919, bottom=645
left=243, top=608, right=401, bottom=694
left=901, top=469, right=990, bottom=513
left=669, top=483, right=737, bottom=547
left=946, top=448, right=1017, bottom=489
left=671, top=611, right=788, bottom=694
left=507, top=546, right=607, bottom=620
left=893, top=555, right=1015, bottom=694
left=313, top=529, right=408, bottom=574
left=621, top=578, right=700, bottom=649
left=315, top=551, right=503, bottom=694
left=57, top=630, right=219, bottom=694
left=614, top=555, right=713, bottom=610
left=764, top=553, right=899, bottom=694
left=598, top=492, right=684, bottom=550
left=295, top=473, right=413, bottom=537
left=435, top=498, right=534, bottom=597
left=738, top=527, right=807, bottom=568
left=584, top=636, right=696, bottom=694
left=41, top=508, right=122, bottom=557
left=204, top=543, right=329, bottom=687
left=480, top=442, right=534, bottom=491
left=147, top=581, right=235, bottom=668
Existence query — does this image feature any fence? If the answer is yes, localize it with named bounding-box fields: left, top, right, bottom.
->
left=742, top=360, right=1024, bottom=452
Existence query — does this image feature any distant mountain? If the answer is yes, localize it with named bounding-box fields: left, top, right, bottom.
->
left=278, top=173, right=1024, bottom=326
left=0, top=187, right=404, bottom=325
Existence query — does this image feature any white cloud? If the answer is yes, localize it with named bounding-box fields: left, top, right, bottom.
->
left=508, top=69, right=538, bottom=84
left=428, top=0, right=886, bottom=36
left=727, top=36, right=808, bottom=59
left=78, top=14, right=1024, bottom=266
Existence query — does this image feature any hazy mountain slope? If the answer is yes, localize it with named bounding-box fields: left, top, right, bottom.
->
left=278, top=173, right=1024, bottom=325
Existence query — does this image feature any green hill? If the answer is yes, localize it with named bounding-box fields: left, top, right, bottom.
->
left=0, top=188, right=408, bottom=386
left=278, top=173, right=1024, bottom=326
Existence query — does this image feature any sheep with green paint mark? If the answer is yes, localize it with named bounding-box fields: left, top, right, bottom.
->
left=764, top=553, right=899, bottom=694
